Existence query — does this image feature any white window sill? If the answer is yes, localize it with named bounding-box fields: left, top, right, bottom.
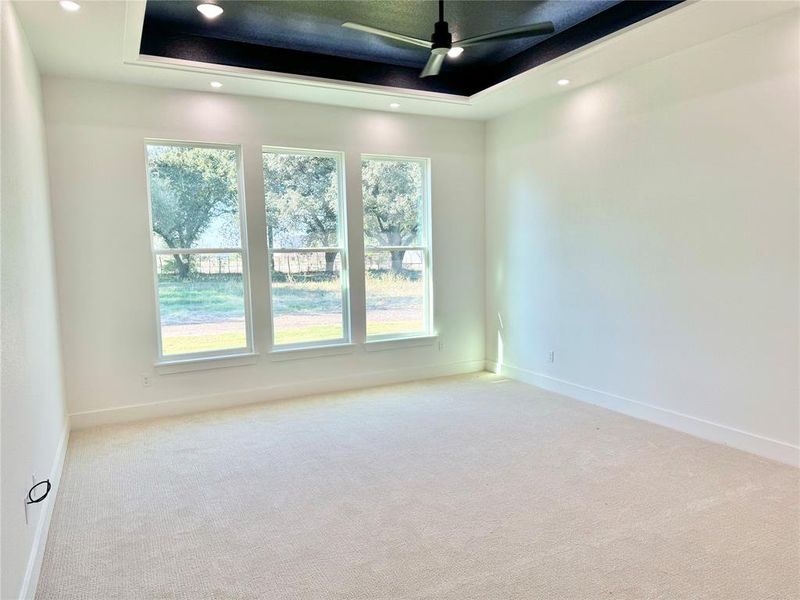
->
left=155, top=352, right=259, bottom=374
left=363, top=334, right=438, bottom=352
left=269, top=342, right=356, bottom=362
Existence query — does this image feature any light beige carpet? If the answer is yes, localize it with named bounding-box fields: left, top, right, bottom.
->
left=37, top=374, right=799, bottom=599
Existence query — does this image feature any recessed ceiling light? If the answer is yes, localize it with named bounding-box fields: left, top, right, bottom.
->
left=389, top=102, right=400, bottom=109
left=210, top=81, right=223, bottom=88
left=197, top=3, right=223, bottom=19
left=557, top=79, right=571, bottom=86
left=59, top=0, right=81, bottom=12
left=447, top=47, right=464, bottom=58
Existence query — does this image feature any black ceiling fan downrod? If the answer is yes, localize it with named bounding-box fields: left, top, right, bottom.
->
left=431, top=0, right=452, bottom=51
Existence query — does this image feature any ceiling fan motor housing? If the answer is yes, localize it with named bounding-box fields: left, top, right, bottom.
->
left=431, top=21, right=452, bottom=50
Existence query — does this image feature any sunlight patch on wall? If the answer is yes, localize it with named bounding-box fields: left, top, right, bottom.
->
left=495, top=312, right=505, bottom=373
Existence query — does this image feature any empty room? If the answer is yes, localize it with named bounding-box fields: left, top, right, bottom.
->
left=2, top=0, right=798, bottom=598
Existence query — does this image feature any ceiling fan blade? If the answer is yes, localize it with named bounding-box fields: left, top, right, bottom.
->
left=420, top=51, right=446, bottom=78
left=452, top=22, right=555, bottom=48
left=342, top=22, right=433, bottom=49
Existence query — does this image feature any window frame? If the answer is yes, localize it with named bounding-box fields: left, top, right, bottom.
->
left=361, top=153, right=433, bottom=342
left=262, top=146, right=351, bottom=350
left=144, top=139, right=255, bottom=362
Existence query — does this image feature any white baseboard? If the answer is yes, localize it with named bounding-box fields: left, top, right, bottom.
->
left=70, top=359, right=486, bottom=429
left=487, top=360, right=800, bottom=468
left=19, top=421, right=71, bottom=600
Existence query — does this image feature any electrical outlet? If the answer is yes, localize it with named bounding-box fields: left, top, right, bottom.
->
left=141, top=373, right=153, bottom=387
left=547, top=351, right=555, bottom=363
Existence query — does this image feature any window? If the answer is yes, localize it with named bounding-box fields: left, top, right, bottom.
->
left=362, top=155, right=431, bottom=339
left=145, top=142, right=252, bottom=359
left=263, top=148, right=349, bottom=347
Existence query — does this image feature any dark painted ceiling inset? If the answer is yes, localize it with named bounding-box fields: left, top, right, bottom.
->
left=140, top=0, right=683, bottom=96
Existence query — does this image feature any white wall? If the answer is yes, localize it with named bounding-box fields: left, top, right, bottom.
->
left=1, top=2, right=69, bottom=598
left=42, top=77, right=485, bottom=423
left=485, top=11, right=799, bottom=464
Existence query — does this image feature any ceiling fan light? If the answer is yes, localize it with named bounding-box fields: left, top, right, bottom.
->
left=447, top=47, right=464, bottom=58
left=197, top=3, right=223, bottom=19
left=59, top=0, right=81, bottom=12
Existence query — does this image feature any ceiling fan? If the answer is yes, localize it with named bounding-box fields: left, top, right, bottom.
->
left=342, top=0, right=555, bottom=78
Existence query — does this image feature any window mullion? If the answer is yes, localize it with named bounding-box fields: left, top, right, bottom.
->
left=153, top=247, right=242, bottom=255
left=364, top=246, right=425, bottom=252
left=268, top=247, right=342, bottom=254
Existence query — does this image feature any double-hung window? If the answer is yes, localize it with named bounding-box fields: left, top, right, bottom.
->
left=263, top=147, right=350, bottom=348
left=145, top=141, right=252, bottom=359
left=362, top=155, right=432, bottom=339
